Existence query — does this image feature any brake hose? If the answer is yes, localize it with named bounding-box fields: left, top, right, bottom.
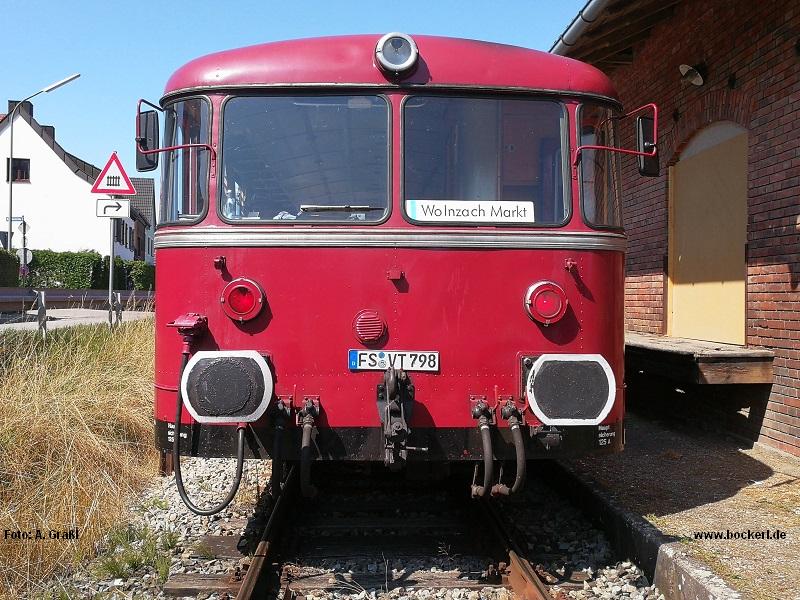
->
left=172, top=353, right=246, bottom=516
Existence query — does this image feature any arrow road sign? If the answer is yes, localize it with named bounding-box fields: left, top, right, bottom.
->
left=96, top=198, right=130, bottom=219
left=91, top=152, right=137, bottom=195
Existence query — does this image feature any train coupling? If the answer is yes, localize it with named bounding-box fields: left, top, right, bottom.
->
left=491, top=401, right=527, bottom=496
left=167, top=313, right=208, bottom=352
left=298, top=398, right=319, bottom=498
left=378, top=368, right=422, bottom=470
left=470, top=400, right=495, bottom=498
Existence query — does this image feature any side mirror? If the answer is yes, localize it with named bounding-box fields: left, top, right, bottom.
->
left=636, top=115, right=659, bottom=177
left=136, top=110, right=159, bottom=172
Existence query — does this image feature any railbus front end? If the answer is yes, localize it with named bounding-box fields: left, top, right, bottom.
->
left=136, top=34, right=658, bottom=511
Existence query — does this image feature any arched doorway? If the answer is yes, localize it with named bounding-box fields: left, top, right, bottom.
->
left=668, top=122, right=748, bottom=345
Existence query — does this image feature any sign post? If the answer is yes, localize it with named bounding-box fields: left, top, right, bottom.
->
left=18, top=217, right=30, bottom=280
left=91, top=152, right=136, bottom=327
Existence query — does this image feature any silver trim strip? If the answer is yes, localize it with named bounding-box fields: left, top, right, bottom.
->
left=155, top=228, right=626, bottom=251
left=162, top=84, right=621, bottom=108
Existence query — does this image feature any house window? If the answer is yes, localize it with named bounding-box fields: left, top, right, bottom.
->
left=6, top=158, right=30, bottom=182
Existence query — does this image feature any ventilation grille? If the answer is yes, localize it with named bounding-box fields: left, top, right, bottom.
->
left=354, top=309, right=386, bottom=344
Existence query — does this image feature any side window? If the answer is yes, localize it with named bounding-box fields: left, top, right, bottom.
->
left=579, top=104, right=622, bottom=228
left=159, top=99, right=211, bottom=225
left=220, top=95, right=389, bottom=223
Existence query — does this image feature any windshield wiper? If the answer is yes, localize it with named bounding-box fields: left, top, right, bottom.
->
left=300, top=204, right=385, bottom=213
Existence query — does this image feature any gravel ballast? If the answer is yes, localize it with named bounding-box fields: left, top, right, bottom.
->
left=44, top=458, right=664, bottom=599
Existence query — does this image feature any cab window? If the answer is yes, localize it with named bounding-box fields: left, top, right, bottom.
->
left=220, top=95, right=389, bottom=223
left=403, top=97, right=568, bottom=225
left=159, top=98, right=211, bottom=225
left=579, top=104, right=623, bottom=228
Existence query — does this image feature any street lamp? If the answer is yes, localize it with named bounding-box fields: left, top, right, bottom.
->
left=6, top=73, right=80, bottom=250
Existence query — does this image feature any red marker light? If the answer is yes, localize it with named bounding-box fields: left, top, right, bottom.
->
left=525, top=282, right=568, bottom=326
left=228, top=285, right=256, bottom=314
left=220, top=278, right=265, bottom=322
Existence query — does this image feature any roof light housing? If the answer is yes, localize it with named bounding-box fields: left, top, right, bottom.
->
left=375, top=32, right=419, bottom=76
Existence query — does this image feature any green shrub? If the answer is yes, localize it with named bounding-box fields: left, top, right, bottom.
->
left=100, top=256, right=127, bottom=290
left=126, top=260, right=155, bottom=291
left=0, top=250, right=20, bottom=287
left=99, top=257, right=155, bottom=291
left=19, top=250, right=154, bottom=291
left=27, top=250, right=104, bottom=289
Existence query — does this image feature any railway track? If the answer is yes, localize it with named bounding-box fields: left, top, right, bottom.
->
left=164, top=464, right=598, bottom=599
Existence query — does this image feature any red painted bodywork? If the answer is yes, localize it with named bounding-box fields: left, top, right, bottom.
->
left=155, top=246, right=624, bottom=428
left=152, top=35, right=626, bottom=453
left=163, top=35, right=617, bottom=100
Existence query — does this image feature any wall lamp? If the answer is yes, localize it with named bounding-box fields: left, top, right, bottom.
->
left=679, top=63, right=707, bottom=87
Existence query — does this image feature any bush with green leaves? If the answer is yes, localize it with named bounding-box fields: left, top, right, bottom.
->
left=17, top=250, right=154, bottom=290
left=27, top=250, right=104, bottom=289
left=0, top=250, right=20, bottom=287
left=126, top=260, right=155, bottom=291
left=100, top=256, right=155, bottom=291
left=101, top=255, right=128, bottom=290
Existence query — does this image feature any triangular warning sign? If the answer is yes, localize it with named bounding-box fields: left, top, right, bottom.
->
left=91, top=152, right=137, bottom=195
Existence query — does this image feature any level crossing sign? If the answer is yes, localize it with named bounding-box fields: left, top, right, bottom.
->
left=91, top=152, right=137, bottom=195
left=90, top=152, right=136, bottom=328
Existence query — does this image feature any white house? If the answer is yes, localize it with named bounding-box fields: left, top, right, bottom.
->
left=0, top=100, right=154, bottom=265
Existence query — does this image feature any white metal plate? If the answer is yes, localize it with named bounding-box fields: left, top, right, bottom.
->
left=406, top=200, right=535, bottom=223
left=348, top=349, right=439, bottom=372
left=96, top=198, right=130, bottom=218
left=180, top=350, right=273, bottom=424
left=525, top=353, right=616, bottom=426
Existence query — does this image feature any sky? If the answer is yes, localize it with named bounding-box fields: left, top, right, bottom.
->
left=2, top=0, right=584, bottom=182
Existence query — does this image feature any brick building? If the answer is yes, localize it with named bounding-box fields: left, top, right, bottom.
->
left=554, top=0, right=800, bottom=455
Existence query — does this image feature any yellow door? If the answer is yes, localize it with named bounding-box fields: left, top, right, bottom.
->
left=668, top=124, right=747, bottom=345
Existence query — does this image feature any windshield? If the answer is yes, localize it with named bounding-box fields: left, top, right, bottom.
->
left=159, top=98, right=211, bottom=225
left=403, top=97, right=567, bottom=225
left=220, top=95, right=389, bottom=223
left=579, top=103, right=622, bottom=228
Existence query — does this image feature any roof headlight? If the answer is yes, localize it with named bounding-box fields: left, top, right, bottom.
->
left=375, top=32, right=419, bottom=75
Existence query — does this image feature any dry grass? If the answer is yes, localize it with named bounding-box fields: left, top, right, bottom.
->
left=0, top=318, right=157, bottom=597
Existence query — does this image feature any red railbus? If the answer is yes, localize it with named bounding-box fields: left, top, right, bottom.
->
left=136, top=34, right=658, bottom=513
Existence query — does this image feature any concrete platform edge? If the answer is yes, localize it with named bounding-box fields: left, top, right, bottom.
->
left=548, top=461, right=746, bottom=600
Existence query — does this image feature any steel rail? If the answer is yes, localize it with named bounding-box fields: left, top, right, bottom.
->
left=479, top=498, right=552, bottom=600
left=237, top=465, right=298, bottom=600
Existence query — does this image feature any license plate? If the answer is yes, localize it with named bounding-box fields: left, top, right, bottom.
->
left=348, top=350, right=440, bottom=372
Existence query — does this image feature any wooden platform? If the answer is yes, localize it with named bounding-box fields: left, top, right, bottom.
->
left=625, top=332, right=774, bottom=385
